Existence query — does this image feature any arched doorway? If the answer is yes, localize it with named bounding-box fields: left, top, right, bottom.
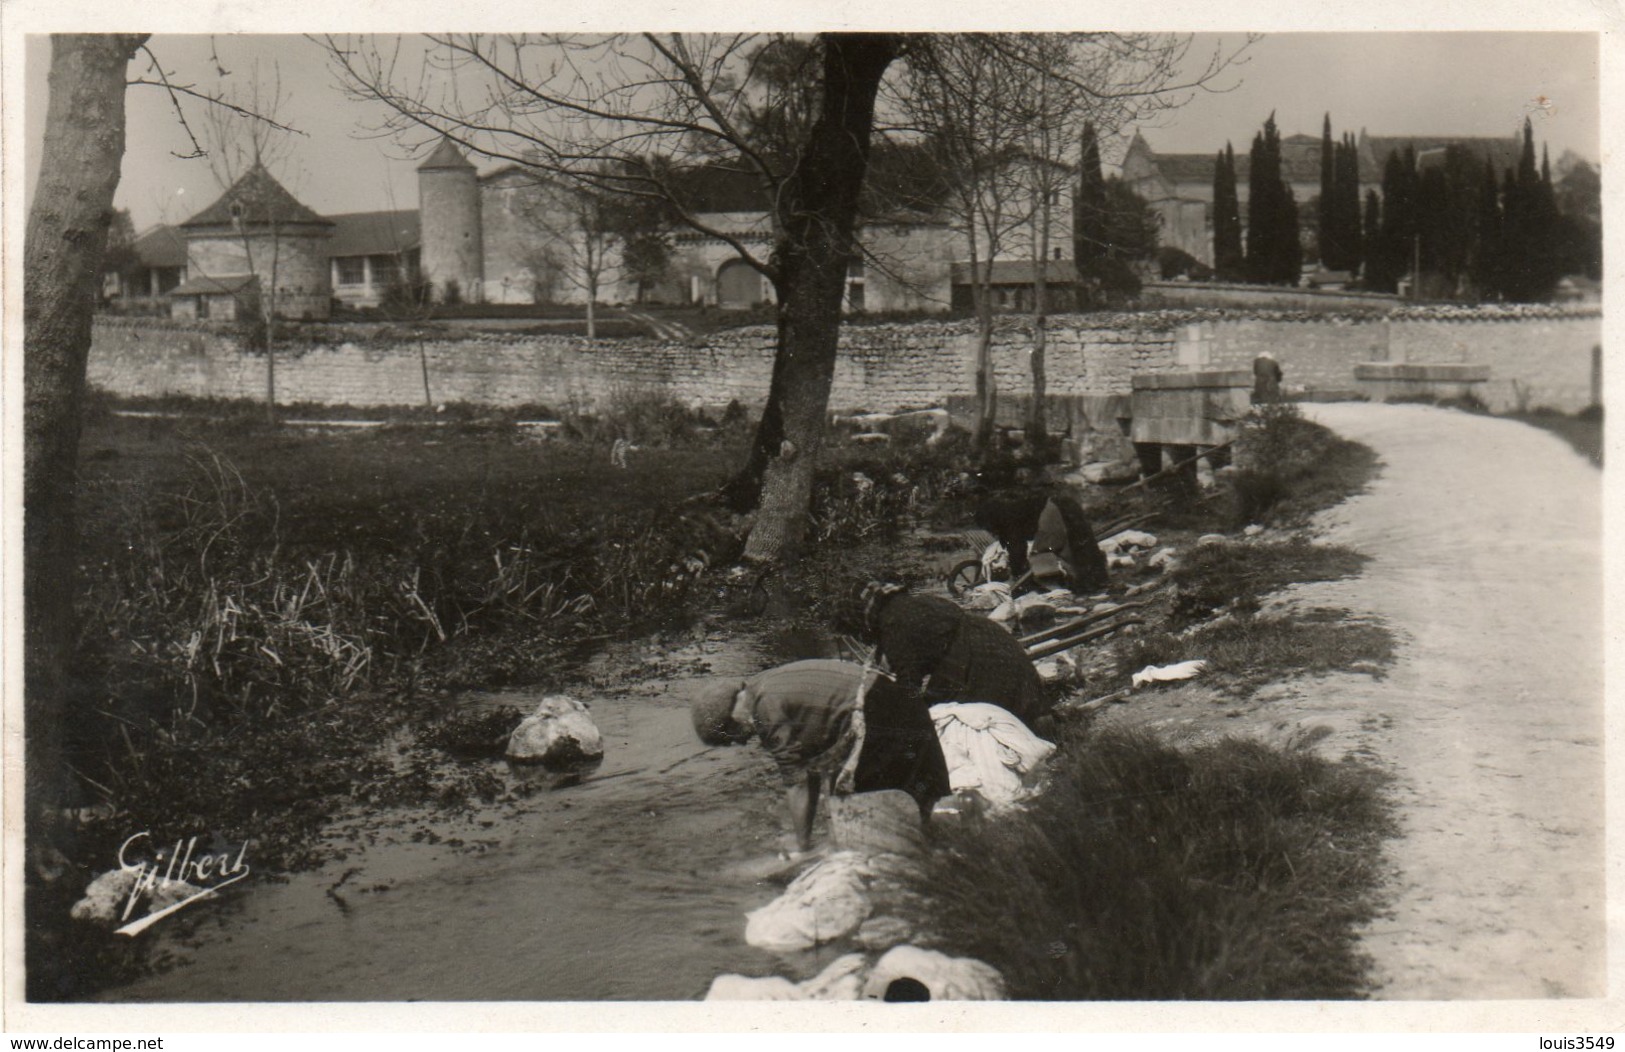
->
left=716, top=258, right=762, bottom=309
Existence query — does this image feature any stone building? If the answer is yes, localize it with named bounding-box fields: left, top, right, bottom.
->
left=1120, top=128, right=1522, bottom=268
left=411, top=139, right=1072, bottom=313
left=169, top=165, right=335, bottom=321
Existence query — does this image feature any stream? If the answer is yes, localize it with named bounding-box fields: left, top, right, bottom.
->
left=99, top=624, right=849, bottom=1002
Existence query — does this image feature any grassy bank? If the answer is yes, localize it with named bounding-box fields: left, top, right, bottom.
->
left=1503, top=406, right=1603, bottom=467
left=890, top=404, right=1396, bottom=999
left=900, top=728, right=1393, bottom=999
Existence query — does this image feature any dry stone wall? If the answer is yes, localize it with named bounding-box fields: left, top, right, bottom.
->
left=87, top=306, right=1601, bottom=421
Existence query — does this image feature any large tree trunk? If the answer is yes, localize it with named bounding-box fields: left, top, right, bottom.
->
left=24, top=34, right=144, bottom=830
left=720, top=312, right=788, bottom=512
left=740, top=33, right=898, bottom=564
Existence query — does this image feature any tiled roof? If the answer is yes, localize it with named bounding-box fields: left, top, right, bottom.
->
left=418, top=138, right=475, bottom=171
left=179, top=166, right=332, bottom=229
left=130, top=224, right=187, bottom=268
left=326, top=210, right=421, bottom=258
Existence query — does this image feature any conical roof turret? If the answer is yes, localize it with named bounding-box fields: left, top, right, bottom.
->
left=418, top=138, right=475, bottom=171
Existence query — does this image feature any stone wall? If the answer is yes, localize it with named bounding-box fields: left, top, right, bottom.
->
left=1182, top=308, right=1602, bottom=411
left=1143, top=281, right=1403, bottom=312
left=86, top=306, right=1602, bottom=424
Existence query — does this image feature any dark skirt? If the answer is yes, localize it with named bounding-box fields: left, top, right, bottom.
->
left=853, top=678, right=951, bottom=812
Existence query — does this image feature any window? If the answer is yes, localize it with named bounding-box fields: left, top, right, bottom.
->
left=335, top=257, right=366, bottom=286
left=370, top=255, right=401, bottom=287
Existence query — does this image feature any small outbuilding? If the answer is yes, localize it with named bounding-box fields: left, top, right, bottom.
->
left=175, top=165, right=335, bottom=321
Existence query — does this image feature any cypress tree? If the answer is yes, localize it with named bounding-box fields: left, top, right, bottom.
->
left=1279, top=185, right=1301, bottom=284
left=1318, top=113, right=1336, bottom=267
left=1416, top=165, right=1448, bottom=296
left=1074, top=122, right=1108, bottom=271
left=1362, top=189, right=1382, bottom=287
left=1245, top=113, right=1297, bottom=284
left=1470, top=156, right=1502, bottom=300
left=1374, top=148, right=1417, bottom=294
left=1212, top=143, right=1243, bottom=280
left=1499, top=117, right=1559, bottom=301
left=1336, top=132, right=1363, bottom=272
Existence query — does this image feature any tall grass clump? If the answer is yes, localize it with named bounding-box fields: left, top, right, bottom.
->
left=1118, top=608, right=1396, bottom=694
left=808, top=431, right=974, bottom=547
left=898, top=729, right=1394, bottom=999
left=1164, top=538, right=1370, bottom=628
left=1231, top=404, right=1378, bottom=527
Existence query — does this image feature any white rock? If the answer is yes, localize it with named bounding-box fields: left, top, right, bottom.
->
left=1148, top=548, right=1179, bottom=569
left=505, top=695, right=605, bottom=767
left=1196, top=533, right=1230, bottom=546
left=71, top=867, right=201, bottom=926
left=1243, top=524, right=1265, bottom=537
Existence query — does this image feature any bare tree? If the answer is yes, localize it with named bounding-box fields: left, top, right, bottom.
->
left=508, top=174, right=626, bottom=340
left=320, top=32, right=901, bottom=563
left=896, top=36, right=1040, bottom=450
left=196, top=62, right=303, bottom=419
left=24, top=34, right=299, bottom=857
left=901, top=33, right=1254, bottom=452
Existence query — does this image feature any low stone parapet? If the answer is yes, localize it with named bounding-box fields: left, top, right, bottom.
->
left=1354, top=362, right=1491, bottom=403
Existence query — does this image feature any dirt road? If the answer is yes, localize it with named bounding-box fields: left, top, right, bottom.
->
left=1280, top=403, right=1603, bottom=998
left=1106, top=402, right=1603, bottom=998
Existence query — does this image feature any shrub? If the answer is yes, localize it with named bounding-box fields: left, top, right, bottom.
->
left=1229, top=407, right=1377, bottom=527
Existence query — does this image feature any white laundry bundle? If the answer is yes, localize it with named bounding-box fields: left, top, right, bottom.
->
left=1099, top=530, right=1159, bottom=554
left=980, top=540, right=1010, bottom=581
left=860, top=945, right=1007, bottom=1001
left=1130, top=660, right=1208, bottom=688
left=743, top=851, right=874, bottom=952
left=965, top=581, right=1012, bottom=611
left=705, top=953, right=869, bottom=1001
left=930, top=702, right=1055, bottom=811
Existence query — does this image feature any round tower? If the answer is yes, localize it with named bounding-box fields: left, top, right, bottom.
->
left=417, top=138, right=484, bottom=303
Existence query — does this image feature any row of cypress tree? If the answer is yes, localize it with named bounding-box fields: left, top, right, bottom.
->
left=1211, top=112, right=1593, bottom=302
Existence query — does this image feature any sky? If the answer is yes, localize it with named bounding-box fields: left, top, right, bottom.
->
left=22, top=32, right=1602, bottom=234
